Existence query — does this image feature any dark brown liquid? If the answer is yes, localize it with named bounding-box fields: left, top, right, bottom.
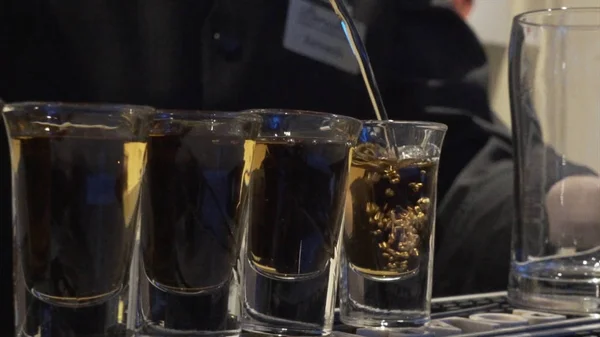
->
left=247, top=139, right=351, bottom=279
left=13, top=136, right=145, bottom=305
left=141, top=134, right=252, bottom=293
left=344, top=144, right=437, bottom=280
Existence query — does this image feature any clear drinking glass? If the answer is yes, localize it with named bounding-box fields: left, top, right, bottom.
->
left=3, top=102, right=153, bottom=337
left=240, top=109, right=362, bottom=336
left=134, top=110, right=261, bottom=336
left=339, top=121, right=446, bottom=327
left=509, top=8, right=600, bottom=314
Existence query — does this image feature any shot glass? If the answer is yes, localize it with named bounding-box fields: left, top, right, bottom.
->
left=3, top=102, right=153, bottom=337
left=240, top=109, right=362, bottom=336
left=339, top=121, right=447, bottom=327
left=134, top=111, right=261, bottom=336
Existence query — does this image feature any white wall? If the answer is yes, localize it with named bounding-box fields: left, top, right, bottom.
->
left=468, top=0, right=600, bottom=171
left=466, top=1, right=512, bottom=127
left=467, top=0, right=600, bottom=128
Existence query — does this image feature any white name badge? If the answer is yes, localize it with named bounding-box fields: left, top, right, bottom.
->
left=283, top=0, right=368, bottom=75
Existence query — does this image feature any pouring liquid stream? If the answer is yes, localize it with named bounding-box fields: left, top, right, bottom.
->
left=329, top=0, right=397, bottom=158
left=329, top=0, right=388, bottom=121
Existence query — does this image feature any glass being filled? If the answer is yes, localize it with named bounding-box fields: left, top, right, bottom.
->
left=339, top=121, right=446, bottom=328
left=345, top=145, right=437, bottom=280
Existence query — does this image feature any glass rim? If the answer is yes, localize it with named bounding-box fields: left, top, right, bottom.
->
left=514, top=7, right=600, bottom=30
left=2, top=101, right=156, bottom=115
left=243, top=108, right=363, bottom=124
left=362, top=119, right=448, bottom=132
left=155, top=109, right=262, bottom=123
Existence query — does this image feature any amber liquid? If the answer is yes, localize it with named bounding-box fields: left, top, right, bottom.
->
left=247, top=139, right=351, bottom=280
left=141, top=134, right=254, bottom=294
left=12, top=136, right=146, bottom=305
left=344, top=144, right=437, bottom=281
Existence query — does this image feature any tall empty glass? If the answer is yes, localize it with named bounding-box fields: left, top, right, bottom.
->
left=339, top=121, right=446, bottom=327
left=241, top=109, right=362, bottom=336
left=3, top=102, right=152, bottom=337
left=135, top=111, right=261, bottom=336
left=509, top=8, right=600, bottom=314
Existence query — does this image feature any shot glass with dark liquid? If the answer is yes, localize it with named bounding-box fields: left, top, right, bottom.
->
left=134, top=110, right=261, bottom=336
left=240, top=109, right=362, bottom=336
left=339, top=121, right=446, bottom=328
left=3, top=102, right=153, bottom=337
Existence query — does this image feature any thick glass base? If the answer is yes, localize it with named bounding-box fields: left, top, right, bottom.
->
left=509, top=269, right=600, bottom=315
left=135, top=287, right=241, bottom=337
left=15, top=286, right=133, bottom=337
left=241, top=252, right=337, bottom=337
left=136, top=325, right=240, bottom=337
left=242, top=319, right=331, bottom=337
left=508, top=288, right=600, bottom=315
left=135, top=258, right=241, bottom=337
left=340, top=310, right=429, bottom=328
left=338, top=255, right=431, bottom=329
left=242, top=305, right=332, bottom=336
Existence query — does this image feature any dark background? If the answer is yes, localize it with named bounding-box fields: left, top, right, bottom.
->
left=0, top=1, right=506, bottom=335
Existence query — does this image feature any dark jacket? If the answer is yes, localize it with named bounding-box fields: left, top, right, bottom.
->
left=0, top=1, right=517, bottom=333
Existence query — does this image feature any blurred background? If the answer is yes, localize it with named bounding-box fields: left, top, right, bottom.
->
left=468, top=0, right=599, bottom=126
left=469, top=0, right=600, bottom=172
